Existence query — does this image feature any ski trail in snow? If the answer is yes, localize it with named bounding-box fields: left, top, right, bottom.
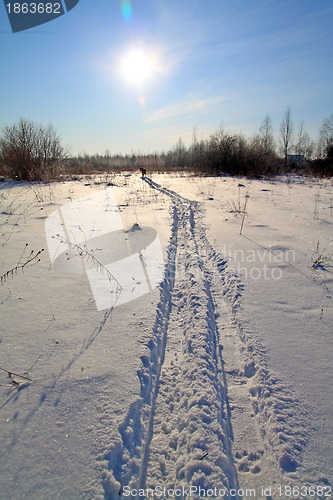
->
left=141, top=193, right=239, bottom=494
left=101, top=178, right=311, bottom=499
left=100, top=180, right=240, bottom=498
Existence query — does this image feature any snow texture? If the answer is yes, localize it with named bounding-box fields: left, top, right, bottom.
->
left=0, top=173, right=332, bottom=499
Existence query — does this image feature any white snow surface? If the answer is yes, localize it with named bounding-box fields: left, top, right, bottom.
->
left=0, top=173, right=332, bottom=500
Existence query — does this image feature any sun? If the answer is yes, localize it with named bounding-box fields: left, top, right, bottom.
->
left=120, top=49, right=154, bottom=85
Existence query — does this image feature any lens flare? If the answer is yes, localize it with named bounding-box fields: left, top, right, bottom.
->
left=137, top=95, right=146, bottom=105
left=121, top=0, right=132, bottom=22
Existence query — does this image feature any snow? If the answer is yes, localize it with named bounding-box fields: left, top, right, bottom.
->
left=0, top=173, right=332, bottom=499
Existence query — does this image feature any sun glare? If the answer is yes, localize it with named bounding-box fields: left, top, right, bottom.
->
left=120, top=49, right=154, bottom=85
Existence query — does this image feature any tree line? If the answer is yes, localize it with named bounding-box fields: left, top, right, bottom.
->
left=0, top=109, right=332, bottom=181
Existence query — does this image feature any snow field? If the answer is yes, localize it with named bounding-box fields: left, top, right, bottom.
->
left=0, top=173, right=332, bottom=499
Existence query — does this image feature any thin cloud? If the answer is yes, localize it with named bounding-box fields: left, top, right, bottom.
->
left=145, top=95, right=225, bottom=124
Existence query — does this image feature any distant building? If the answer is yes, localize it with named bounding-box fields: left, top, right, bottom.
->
left=287, top=154, right=307, bottom=163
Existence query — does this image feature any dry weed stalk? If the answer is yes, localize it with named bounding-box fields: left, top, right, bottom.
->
left=54, top=234, right=123, bottom=290
left=223, top=183, right=250, bottom=235
left=240, top=194, right=250, bottom=235
left=0, top=354, right=44, bottom=387
left=0, top=244, right=44, bottom=284
left=311, top=241, right=332, bottom=270
left=0, top=367, right=33, bottom=387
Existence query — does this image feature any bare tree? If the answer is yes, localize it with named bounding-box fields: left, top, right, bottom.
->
left=279, top=107, right=294, bottom=164
left=0, top=118, right=67, bottom=181
left=259, top=115, right=275, bottom=153
left=295, top=121, right=314, bottom=159
left=319, top=113, right=333, bottom=160
left=174, top=137, right=188, bottom=169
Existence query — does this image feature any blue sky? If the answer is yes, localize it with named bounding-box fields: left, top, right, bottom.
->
left=1, top=0, right=333, bottom=155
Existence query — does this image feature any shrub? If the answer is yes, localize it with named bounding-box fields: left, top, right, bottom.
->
left=0, top=118, right=67, bottom=181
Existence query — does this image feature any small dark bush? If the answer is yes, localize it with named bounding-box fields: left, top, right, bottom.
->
left=0, top=118, right=67, bottom=181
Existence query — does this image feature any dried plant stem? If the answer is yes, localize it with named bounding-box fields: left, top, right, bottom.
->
left=27, top=355, right=42, bottom=372
left=0, top=367, right=32, bottom=382
left=54, top=235, right=123, bottom=290
left=311, top=241, right=332, bottom=269
left=240, top=195, right=250, bottom=235
left=0, top=245, right=44, bottom=284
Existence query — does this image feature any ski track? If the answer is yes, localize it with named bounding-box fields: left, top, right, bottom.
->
left=100, top=178, right=311, bottom=499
